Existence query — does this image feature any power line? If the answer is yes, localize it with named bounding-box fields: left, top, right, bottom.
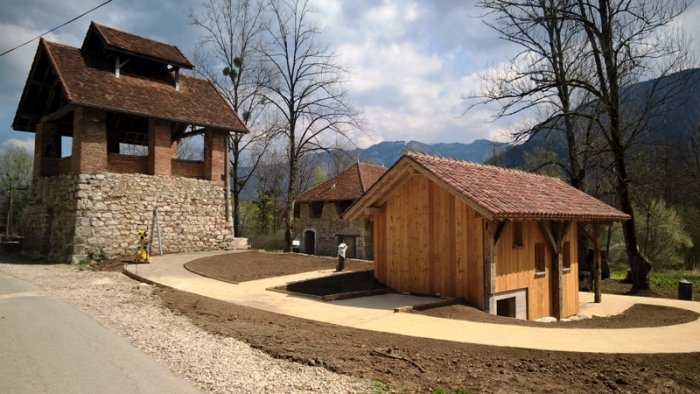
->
left=0, top=0, right=114, bottom=58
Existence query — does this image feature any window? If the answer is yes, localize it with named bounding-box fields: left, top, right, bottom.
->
left=293, top=204, right=300, bottom=219
left=496, top=297, right=516, bottom=318
left=535, top=242, right=546, bottom=274
left=60, top=136, right=72, bottom=158
left=335, top=200, right=353, bottom=216
left=310, top=202, right=324, bottom=218
left=562, top=241, right=572, bottom=270
left=513, top=222, right=524, bottom=248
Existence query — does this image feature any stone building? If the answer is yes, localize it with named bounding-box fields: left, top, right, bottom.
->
left=295, top=162, right=386, bottom=260
left=12, top=22, right=248, bottom=262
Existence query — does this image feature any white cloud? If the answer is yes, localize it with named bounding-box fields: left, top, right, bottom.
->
left=2, top=0, right=699, bottom=153
left=3, top=137, right=34, bottom=153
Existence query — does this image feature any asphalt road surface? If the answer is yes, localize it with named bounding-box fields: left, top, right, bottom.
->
left=0, top=268, right=202, bottom=394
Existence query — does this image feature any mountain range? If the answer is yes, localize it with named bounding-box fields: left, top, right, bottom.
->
left=352, top=139, right=508, bottom=167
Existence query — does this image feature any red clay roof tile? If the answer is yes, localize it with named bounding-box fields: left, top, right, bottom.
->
left=90, top=22, right=193, bottom=68
left=297, top=162, right=387, bottom=202
left=42, top=39, right=246, bottom=131
left=404, top=151, right=630, bottom=221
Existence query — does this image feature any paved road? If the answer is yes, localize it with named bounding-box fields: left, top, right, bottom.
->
left=0, top=269, right=202, bottom=394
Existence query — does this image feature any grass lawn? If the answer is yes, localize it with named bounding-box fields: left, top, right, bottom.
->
left=607, top=262, right=700, bottom=299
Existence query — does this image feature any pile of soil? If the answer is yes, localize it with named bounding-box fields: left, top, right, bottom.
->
left=155, top=287, right=700, bottom=393
left=156, top=251, right=700, bottom=391
left=412, top=303, right=699, bottom=329
left=283, top=270, right=387, bottom=296
left=184, top=251, right=373, bottom=283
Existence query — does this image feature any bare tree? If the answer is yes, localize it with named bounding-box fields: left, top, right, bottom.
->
left=176, top=135, right=204, bottom=160
left=253, top=147, right=288, bottom=232
left=326, top=139, right=358, bottom=178
left=190, top=0, right=272, bottom=236
left=260, top=0, right=362, bottom=251
left=573, top=0, right=692, bottom=290
left=477, top=0, right=589, bottom=190
left=0, top=146, right=32, bottom=238
left=477, top=0, right=693, bottom=291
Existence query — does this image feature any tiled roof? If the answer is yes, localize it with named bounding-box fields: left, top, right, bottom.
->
left=404, top=151, right=630, bottom=221
left=42, top=39, right=246, bottom=131
left=90, top=22, right=194, bottom=68
left=297, top=162, right=387, bottom=202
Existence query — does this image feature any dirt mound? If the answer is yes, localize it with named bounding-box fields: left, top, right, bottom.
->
left=413, top=302, right=699, bottom=329
left=184, top=251, right=373, bottom=283
left=156, top=286, right=700, bottom=393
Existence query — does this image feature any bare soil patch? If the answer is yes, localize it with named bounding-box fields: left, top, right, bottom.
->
left=412, top=303, right=698, bottom=329
left=184, top=251, right=373, bottom=283
left=155, top=287, right=700, bottom=393
left=154, top=251, right=700, bottom=392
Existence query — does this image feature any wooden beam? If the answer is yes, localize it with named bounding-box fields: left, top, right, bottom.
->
left=593, top=224, right=602, bottom=303
left=557, top=220, right=572, bottom=250
left=40, top=105, right=74, bottom=123
left=41, top=79, right=60, bottom=115
left=29, top=80, right=54, bottom=89
left=15, top=112, right=41, bottom=121
left=539, top=220, right=570, bottom=320
left=580, top=223, right=603, bottom=302
left=493, top=219, right=508, bottom=245
left=538, top=220, right=559, bottom=253
left=483, top=220, right=498, bottom=313
left=344, top=161, right=414, bottom=220
left=115, top=55, right=129, bottom=78
left=364, top=207, right=380, bottom=216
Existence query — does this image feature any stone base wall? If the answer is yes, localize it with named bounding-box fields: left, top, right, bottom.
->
left=23, top=176, right=78, bottom=262
left=23, top=173, right=236, bottom=262
left=297, top=202, right=373, bottom=260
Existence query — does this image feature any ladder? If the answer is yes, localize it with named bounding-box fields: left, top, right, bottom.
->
left=148, top=208, right=163, bottom=256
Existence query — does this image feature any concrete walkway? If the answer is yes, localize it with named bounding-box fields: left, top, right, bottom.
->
left=125, top=251, right=700, bottom=354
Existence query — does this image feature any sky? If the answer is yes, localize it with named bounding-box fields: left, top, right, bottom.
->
left=1, top=0, right=699, bottom=153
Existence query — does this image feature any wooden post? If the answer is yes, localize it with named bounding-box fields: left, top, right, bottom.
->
left=483, top=222, right=495, bottom=313
left=593, top=224, right=602, bottom=303
left=483, top=220, right=506, bottom=314
left=538, top=220, right=571, bottom=320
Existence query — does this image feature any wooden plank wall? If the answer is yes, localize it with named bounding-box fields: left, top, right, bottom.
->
left=373, top=205, right=387, bottom=283
left=374, top=174, right=484, bottom=308
left=562, top=225, right=580, bottom=318
left=495, top=220, right=579, bottom=319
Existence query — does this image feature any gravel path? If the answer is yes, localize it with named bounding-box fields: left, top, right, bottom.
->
left=0, top=261, right=369, bottom=394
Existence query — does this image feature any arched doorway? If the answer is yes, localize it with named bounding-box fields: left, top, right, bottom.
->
left=303, top=229, right=316, bottom=254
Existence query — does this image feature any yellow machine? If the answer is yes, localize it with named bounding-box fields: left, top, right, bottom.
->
left=136, top=227, right=150, bottom=263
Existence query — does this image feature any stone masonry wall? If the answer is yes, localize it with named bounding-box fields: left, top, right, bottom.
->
left=23, top=176, right=78, bottom=262
left=297, top=202, right=373, bottom=260
left=23, top=173, right=235, bottom=262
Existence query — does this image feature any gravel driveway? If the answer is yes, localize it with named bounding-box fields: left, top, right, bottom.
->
left=0, top=261, right=368, bottom=394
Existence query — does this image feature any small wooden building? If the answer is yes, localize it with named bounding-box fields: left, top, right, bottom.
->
left=345, top=151, right=629, bottom=320
left=296, top=162, right=386, bottom=259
